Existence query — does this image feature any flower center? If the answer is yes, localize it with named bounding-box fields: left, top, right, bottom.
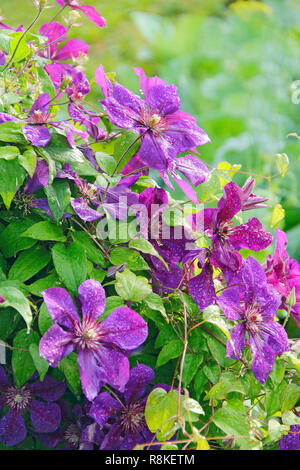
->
left=78, top=181, right=98, bottom=203
left=245, top=306, right=263, bottom=334
left=119, top=402, right=145, bottom=434
left=2, top=386, right=31, bottom=411
left=73, top=317, right=103, bottom=350
left=13, top=191, right=35, bottom=215
left=139, top=107, right=168, bottom=134
left=31, top=109, right=50, bottom=124
left=64, top=424, right=81, bottom=447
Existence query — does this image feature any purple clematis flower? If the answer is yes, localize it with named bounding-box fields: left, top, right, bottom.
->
left=89, top=364, right=155, bottom=450
left=66, top=68, right=106, bottom=142
left=96, top=65, right=210, bottom=171
left=39, top=22, right=89, bottom=63
left=190, top=181, right=273, bottom=271
left=0, top=92, right=88, bottom=147
left=35, top=400, right=103, bottom=450
left=240, top=177, right=268, bottom=211
left=134, top=187, right=193, bottom=293
left=160, top=154, right=210, bottom=204
left=57, top=163, right=138, bottom=222
left=0, top=368, right=65, bottom=447
left=218, top=256, right=290, bottom=384
left=264, top=228, right=300, bottom=327
left=186, top=248, right=217, bottom=311
left=39, top=279, right=148, bottom=401
left=278, top=425, right=300, bottom=450
left=54, top=0, right=106, bottom=28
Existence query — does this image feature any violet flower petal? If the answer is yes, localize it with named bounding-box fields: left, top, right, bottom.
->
left=0, top=409, right=26, bottom=446
left=39, top=324, right=75, bottom=367
left=101, top=307, right=148, bottom=351
left=42, top=287, right=79, bottom=328
left=28, top=400, right=61, bottom=433
left=78, top=279, right=106, bottom=320
left=77, top=349, right=104, bottom=402
left=89, top=392, right=122, bottom=427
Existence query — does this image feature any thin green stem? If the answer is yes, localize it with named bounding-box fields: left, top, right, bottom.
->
left=2, top=6, right=43, bottom=73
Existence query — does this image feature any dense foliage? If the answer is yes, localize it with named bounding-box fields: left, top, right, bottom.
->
left=0, top=0, right=299, bottom=451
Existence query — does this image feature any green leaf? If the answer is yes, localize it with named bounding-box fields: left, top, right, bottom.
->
left=113, top=130, right=141, bottom=173
left=145, top=387, right=202, bottom=441
left=0, top=146, right=20, bottom=160
left=0, top=307, right=21, bottom=340
left=205, top=372, right=245, bottom=400
left=71, top=231, right=106, bottom=267
left=0, top=122, right=27, bottom=144
left=115, top=269, right=152, bottom=302
left=280, top=383, right=300, bottom=413
left=143, top=292, right=167, bottom=321
left=0, top=159, right=26, bottom=209
left=58, top=352, right=81, bottom=396
left=12, top=329, right=40, bottom=386
left=182, top=353, right=204, bottom=386
left=212, top=404, right=251, bottom=444
left=109, top=247, right=149, bottom=271
left=52, top=242, right=87, bottom=293
left=44, top=180, right=71, bottom=222
left=156, top=339, right=182, bottom=367
left=129, top=237, right=168, bottom=269
left=8, top=245, right=51, bottom=282
left=9, top=31, right=30, bottom=62
left=38, top=301, right=53, bottom=336
left=202, top=305, right=234, bottom=352
left=21, top=221, right=66, bottom=242
left=95, top=151, right=117, bottom=175
left=18, top=150, right=37, bottom=177
left=29, top=343, right=49, bottom=382
left=37, top=132, right=85, bottom=165
left=0, top=218, right=38, bottom=257
left=37, top=66, right=56, bottom=99
left=145, top=388, right=179, bottom=441
left=29, top=273, right=61, bottom=297
left=0, top=284, right=32, bottom=331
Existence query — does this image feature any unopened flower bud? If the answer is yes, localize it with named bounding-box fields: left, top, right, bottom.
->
left=287, top=287, right=296, bottom=308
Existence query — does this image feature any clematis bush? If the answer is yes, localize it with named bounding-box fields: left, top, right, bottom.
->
left=0, top=0, right=299, bottom=452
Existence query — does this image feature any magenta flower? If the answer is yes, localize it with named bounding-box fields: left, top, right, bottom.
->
left=0, top=93, right=88, bottom=147
left=54, top=0, right=106, bottom=28
left=56, top=163, right=139, bottom=221
left=264, top=228, right=300, bottom=327
left=190, top=181, right=273, bottom=271
left=240, top=177, right=268, bottom=211
left=186, top=248, right=217, bottom=311
left=66, top=68, right=106, bottom=142
left=0, top=368, right=65, bottom=447
left=278, top=425, right=300, bottom=450
left=89, top=364, right=155, bottom=450
left=218, top=256, right=290, bottom=384
left=96, top=66, right=210, bottom=171
left=159, top=154, right=209, bottom=204
left=39, top=22, right=88, bottom=63
left=39, top=279, right=148, bottom=401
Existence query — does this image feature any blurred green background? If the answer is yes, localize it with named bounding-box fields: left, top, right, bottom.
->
left=2, top=0, right=300, bottom=253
